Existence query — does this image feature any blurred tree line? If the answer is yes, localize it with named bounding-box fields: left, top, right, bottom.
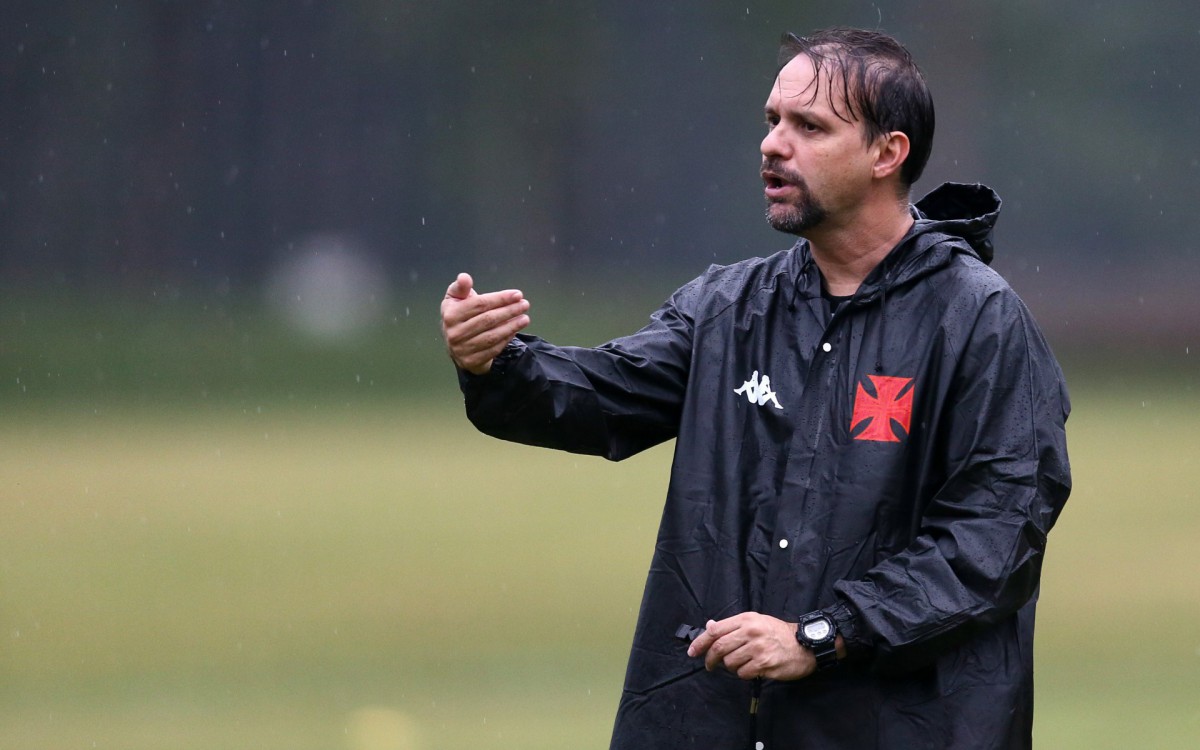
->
left=1, top=0, right=1198, bottom=347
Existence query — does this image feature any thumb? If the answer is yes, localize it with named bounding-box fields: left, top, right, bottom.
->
left=446, top=272, right=475, bottom=300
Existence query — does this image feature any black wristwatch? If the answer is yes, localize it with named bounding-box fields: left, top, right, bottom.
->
left=796, top=610, right=839, bottom=671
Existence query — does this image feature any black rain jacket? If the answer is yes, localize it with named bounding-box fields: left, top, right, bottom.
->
left=459, top=183, right=1072, bottom=750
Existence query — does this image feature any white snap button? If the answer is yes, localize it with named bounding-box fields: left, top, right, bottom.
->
left=756, top=743, right=765, bottom=750
left=779, top=539, right=788, bottom=549
left=822, top=342, right=832, bottom=352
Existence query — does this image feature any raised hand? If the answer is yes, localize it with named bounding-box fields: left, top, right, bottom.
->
left=440, top=272, right=531, bottom=375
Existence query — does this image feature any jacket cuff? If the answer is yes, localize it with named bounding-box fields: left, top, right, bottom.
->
left=456, top=338, right=525, bottom=390
left=824, top=600, right=868, bottom=661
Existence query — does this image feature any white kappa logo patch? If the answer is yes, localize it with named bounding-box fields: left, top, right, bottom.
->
left=734, top=370, right=783, bottom=410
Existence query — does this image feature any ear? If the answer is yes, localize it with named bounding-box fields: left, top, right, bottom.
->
left=872, top=131, right=910, bottom=181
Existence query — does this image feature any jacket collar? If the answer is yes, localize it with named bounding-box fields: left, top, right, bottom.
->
left=789, top=182, right=1002, bottom=302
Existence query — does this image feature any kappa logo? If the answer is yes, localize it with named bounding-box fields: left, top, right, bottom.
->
left=850, top=375, right=914, bottom=442
left=734, top=370, right=783, bottom=410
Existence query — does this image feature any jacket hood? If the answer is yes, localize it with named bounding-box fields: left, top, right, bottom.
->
left=849, top=182, right=1002, bottom=299
left=911, top=182, right=1002, bottom=265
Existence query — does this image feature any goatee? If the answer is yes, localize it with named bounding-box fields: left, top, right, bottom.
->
left=762, top=159, right=827, bottom=235
left=765, top=199, right=828, bottom=235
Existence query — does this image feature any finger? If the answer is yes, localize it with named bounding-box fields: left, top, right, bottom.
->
left=443, top=289, right=526, bottom=329
left=716, top=641, right=756, bottom=676
left=687, top=619, right=725, bottom=658
left=705, top=616, right=744, bottom=640
left=735, top=658, right=761, bottom=681
left=704, top=628, right=755, bottom=673
left=449, top=313, right=531, bottom=373
left=446, top=272, right=475, bottom=300
left=445, top=297, right=531, bottom=346
left=706, top=633, right=747, bottom=672
left=454, top=312, right=530, bottom=362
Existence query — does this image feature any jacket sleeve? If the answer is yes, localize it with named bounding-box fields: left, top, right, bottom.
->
left=830, top=288, right=1072, bottom=672
left=458, top=279, right=698, bottom=461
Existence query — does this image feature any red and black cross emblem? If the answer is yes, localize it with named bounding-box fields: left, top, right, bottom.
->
left=850, top=375, right=915, bottom=443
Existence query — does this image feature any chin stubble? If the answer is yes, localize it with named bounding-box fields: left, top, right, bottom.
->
left=765, top=191, right=828, bottom=235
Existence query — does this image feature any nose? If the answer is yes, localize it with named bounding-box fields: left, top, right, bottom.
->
left=761, top=124, right=788, bottom=160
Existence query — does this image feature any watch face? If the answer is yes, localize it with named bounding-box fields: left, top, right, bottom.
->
left=803, top=619, right=832, bottom=641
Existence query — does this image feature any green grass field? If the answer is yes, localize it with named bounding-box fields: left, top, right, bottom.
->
left=2, top=363, right=1198, bottom=747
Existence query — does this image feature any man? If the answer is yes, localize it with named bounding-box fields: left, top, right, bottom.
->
left=441, top=27, right=1071, bottom=750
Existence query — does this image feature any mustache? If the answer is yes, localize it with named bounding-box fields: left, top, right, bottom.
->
left=761, top=158, right=806, bottom=186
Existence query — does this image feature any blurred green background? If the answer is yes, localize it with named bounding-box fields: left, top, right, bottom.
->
left=3, top=290, right=1198, bottom=749
left=2, top=1, right=1199, bottom=748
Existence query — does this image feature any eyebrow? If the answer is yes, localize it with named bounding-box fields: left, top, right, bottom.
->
left=765, top=99, right=832, bottom=129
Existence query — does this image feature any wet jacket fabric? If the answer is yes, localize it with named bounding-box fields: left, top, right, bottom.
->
left=458, top=182, right=1072, bottom=750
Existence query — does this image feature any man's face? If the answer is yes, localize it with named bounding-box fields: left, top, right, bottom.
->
left=760, top=54, right=877, bottom=235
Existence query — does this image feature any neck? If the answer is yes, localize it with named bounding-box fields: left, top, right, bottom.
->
left=804, top=200, right=915, bottom=297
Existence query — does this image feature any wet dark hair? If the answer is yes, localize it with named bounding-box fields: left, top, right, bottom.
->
left=778, top=27, right=935, bottom=188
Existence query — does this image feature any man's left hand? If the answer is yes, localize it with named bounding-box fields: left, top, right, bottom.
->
left=686, top=613, right=813, bottom=681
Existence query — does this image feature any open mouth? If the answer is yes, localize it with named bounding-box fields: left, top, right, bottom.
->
left=762, top=170, right=797, bottom=199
